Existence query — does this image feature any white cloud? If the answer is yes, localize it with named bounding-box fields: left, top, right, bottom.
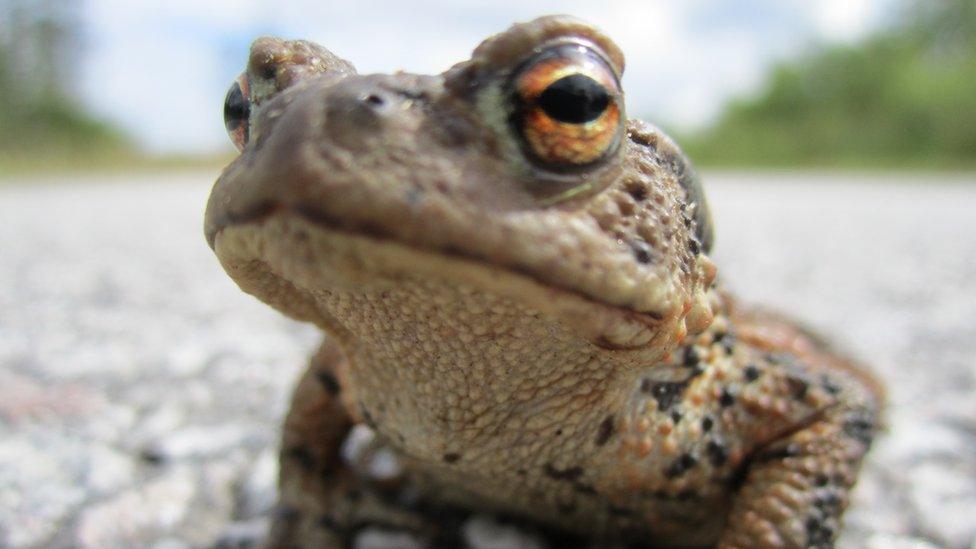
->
left=78, top=0, right=895, bottom=154
left=803, top=0, right=889, bottom=42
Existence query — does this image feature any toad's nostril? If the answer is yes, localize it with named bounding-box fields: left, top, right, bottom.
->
left=365, top=93, right=385, bottom=106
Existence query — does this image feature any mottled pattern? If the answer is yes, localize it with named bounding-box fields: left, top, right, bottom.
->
left=204, top=15, right=883, bottom=548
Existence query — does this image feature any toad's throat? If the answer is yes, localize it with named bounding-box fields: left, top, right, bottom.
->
left=315, top=275, right=628, bottom=465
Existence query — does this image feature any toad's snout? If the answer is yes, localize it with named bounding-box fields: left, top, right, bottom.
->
left=204, top=73, right=442, bottom=249
left=319, top=77, right=419, bottom=151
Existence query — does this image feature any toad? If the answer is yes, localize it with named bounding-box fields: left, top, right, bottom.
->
left=205, top=15, right=882, bottom=548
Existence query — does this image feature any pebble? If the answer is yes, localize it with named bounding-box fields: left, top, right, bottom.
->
left=354, top=528, right=427, bottom=549
left=462, top=515, right=547, bottom=549
left=140, top=423, right=257, bottom=462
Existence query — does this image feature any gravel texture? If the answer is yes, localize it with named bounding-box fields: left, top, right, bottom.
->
left=0, top=171, right=974, bottom=548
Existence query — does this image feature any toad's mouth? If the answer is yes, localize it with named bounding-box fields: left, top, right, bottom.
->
left=209, top=204, right=692, bottom=352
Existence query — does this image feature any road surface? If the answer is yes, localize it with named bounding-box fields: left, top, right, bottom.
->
left=1, top=171, right=974, bottom=548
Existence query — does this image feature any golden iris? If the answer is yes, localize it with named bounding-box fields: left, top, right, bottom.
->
left=512, top=45, right=622, bottom=167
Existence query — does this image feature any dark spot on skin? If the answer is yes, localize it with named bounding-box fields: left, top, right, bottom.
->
left=287, top=446, right=314, bottom=471
left=317, top=515, right=340, bottom=532
left=259, top=64, right=276, bottom=80
left=670, top=159, right=714, bottom=253
left=628, top=239, right=654, bottom=264
left=814, top=490, right=842, bottom=515
left=706, top=439, right=729, bottom=467
left=670, top=410, right=683, bottom=424
left=574, top=483, right=597, bottom=496
left=701, top=416, right=714, bottom=433
left=665, top=453, right=698, bottom=478
left=714, top=331, right=736, bottom=354
left=753, top=442, right=802, bottom=463
left=595, top=415, right=616, bottom=446
left=517, top=469, right=527, bottom=476
left=272, top=505, right=301, bottom=533
left=316, top=371, right=341, bottom=395
left=544, top=464, right=585, bottom=482
left=682, top=347, right=707, bottom=377
left=843, top=411, right=877, bottom=446
left=787, top=376, right=809, bottom=400
left=555, top=429, right=563, bottom=436
left=643, top=489, right=697, bottom=502
left=821, top=374, right=841, bottom=395
left=608, top=505, right=635, bottom=517
left=718, top=388, right=736, bottom=407
left=805, top=515, right=836, bottom=547
left=443, top=453, right=461, bottom=464
left=557, top=501, right=578, bottom=514
left=625, top=180, right=648, bottom=202
left=641, top=380, right=688, bottom=411
left=743, top=364, right=761, bottom=382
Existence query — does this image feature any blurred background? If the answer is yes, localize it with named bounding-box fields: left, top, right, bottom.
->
left=2, top=0, right=975, bottom=171
left=1, top=1, right=974, bottom=548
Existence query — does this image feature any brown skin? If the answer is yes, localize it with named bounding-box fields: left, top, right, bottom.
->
left=205, top=16, right=882, bottom=548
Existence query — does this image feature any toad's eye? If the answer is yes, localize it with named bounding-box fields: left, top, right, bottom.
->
left=223, top=74, right=250, bottom=151
left=511, top=44, right=623, bottom=168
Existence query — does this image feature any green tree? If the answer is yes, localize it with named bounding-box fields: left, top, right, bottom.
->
left=0, top=0, right=129, bottom=161
left=684, top=0, right=976, bottom=168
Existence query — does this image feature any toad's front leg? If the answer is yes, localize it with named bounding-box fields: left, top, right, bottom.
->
left=718, top=393, right=880, bottom=548
left=268, top=339, right=465, bottom=548
left=268, top=339, right=354, bottom=548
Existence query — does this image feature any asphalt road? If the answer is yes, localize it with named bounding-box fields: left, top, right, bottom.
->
left=0, top=171, right=974, bottom=548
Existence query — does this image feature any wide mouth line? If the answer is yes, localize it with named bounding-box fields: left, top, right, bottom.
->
left=209, top=200, right=668, bottom=326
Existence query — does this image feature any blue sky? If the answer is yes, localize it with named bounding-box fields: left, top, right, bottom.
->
left=79, top=0, right=897, bottom=154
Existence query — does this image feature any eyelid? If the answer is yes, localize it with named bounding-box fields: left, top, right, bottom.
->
left=515, top=55, right=619, bottom=101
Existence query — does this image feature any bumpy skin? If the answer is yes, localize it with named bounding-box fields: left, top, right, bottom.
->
left=205, top=16, right=883, bottom=548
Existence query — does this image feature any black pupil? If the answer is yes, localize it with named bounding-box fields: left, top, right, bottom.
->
left=537, top=74, right=610, bottom=124
left=223, top=82, right=250, bottom=131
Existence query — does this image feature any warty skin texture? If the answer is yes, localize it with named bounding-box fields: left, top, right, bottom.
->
left=205, top=15, right=882, bottom=548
